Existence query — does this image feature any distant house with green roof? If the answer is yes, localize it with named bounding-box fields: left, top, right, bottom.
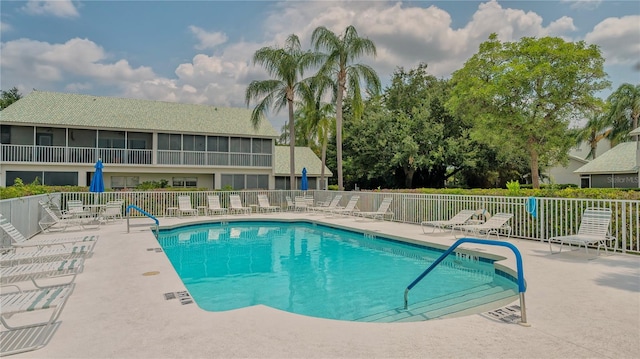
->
left=574, top=141, right=639, bottom=188
left=0, top=90, right=329, bottom=190
left=274, top=146, right=332, bottom=190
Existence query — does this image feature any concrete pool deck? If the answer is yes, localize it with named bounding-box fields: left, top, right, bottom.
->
left=7, top=212, right=640, bottom=358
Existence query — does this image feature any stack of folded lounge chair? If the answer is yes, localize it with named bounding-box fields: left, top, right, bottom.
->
left=0, top=215, right=98, bottom=356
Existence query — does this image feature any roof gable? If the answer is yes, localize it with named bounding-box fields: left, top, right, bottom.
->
left=574, top=142, right=639, bottom=174
left=274, top=146, right=333, bottom=176
left=0, top=91, right=278, bottom=137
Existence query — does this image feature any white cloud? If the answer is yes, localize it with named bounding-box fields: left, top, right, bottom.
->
left=0, top=21, right=12, bottom=32
left=22, top=0, right=79, bottom=18
left=561, top=0, right=602, bottom=11
left=585, top=15, right=640, bottom=65
left=0, top=37, right=155, bottom=92
left=189, top=26, right=228, bottom=50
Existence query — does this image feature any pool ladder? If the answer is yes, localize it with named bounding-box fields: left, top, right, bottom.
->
left=126, top=205, right=159, bottom=235
left=404, top=237, right=529, bottom=326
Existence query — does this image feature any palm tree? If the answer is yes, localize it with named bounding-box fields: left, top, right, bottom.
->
left=607, top=83, right=640, bottom=144
left=573, top=112, right=611, bottom=160
left=295, top=80, right=335, bottom=190
left=245, top=34, right=316, bottom=189
left=311, top=25, right=381, bottom=190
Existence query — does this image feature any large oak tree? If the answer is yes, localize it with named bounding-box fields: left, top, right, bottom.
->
left=448, top=34, right=609, bottom=188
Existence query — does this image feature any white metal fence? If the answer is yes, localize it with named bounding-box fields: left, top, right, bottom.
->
left=1, top=190, right=638, bottom=253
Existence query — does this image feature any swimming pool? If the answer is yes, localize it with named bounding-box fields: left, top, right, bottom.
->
left=157, top=220, right=519, bottom=322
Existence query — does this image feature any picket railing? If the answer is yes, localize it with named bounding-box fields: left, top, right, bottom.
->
left=1, top=190, right=638, bottom=253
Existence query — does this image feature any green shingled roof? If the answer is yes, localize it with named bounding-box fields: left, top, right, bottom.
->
left=0, top=91, right=278, bottom=137
left=274, top=146, right=333, bottom=176
left=574, top=142, right=639, bottom=174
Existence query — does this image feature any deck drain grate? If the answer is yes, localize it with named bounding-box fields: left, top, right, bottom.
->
left=163, top=291, right=193, bottom=305
left=147, top=248, right=163, bottom=252
left=482, top=305, right=521, bottom=324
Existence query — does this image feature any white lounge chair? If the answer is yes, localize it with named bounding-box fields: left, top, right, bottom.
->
left=206, top=195, right=228, bottom=216
left=1, top=258, right=84, bottom=287
left=38, top=201, right=84, bottom=232
left=354, top=197, right=394, bottom=221
left=177, top=196, right=197, bottom=217
left=0, top=214, right=98, bottom=250
left=331, top=196, right=360, bottom=216
left=229, top=195, right=251, bottom=215
left=257, top=195, right=280, bottom=213
left=548, top=207, right=617, bottom=254
left=421, top=209, right=476, bottom=234
left=0, top=245, right=94, bottom=266
left=309, top=195, right=343, bottom=212
left=455, top=212, right=513, bottom=239
left=0, top=284, right=75, bottom=356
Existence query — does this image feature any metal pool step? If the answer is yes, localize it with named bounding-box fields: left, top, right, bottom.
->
left=358, top=284, right=519, bottom=323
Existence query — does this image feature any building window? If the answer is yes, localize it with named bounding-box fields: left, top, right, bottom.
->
left=111, top=176, right=139, bottom=189
left=7, top=171, right=78, bottom=186
left=172, top=177, right=198, bottom=188
left=158, top=133, right=182, bottom=150
left=221, top=174, right=268, bottom=190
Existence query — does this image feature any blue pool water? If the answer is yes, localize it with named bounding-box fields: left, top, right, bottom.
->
left=157, top=221, right=518, bottom=322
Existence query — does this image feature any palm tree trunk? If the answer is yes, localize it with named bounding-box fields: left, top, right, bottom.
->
left=336, top=82, right=344, bottom=190
left=320, top=139, right=327, bottom=190
left=288, top=99, right=296, bottom=190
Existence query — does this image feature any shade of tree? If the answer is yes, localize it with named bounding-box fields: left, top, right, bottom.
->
left=311, top=25, right=381, bottom=190
left=0, top=87, right=22, bottom=110
left=245, top=34, right=318, bottom=188
left=448, top=34, right=610, bottom=188
left=606, top=83, right=640, bottom=144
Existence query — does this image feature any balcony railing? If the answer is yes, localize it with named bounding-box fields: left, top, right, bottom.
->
left=1, top=144, right=271, bottom=167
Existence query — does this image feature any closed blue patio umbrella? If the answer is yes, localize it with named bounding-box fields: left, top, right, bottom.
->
left=301, top=167, right=308, bottom=191
left=89, top=158, right=105, bottom=193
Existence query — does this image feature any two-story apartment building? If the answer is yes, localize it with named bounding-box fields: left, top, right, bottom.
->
left=0, top=91, right=331, bottom=190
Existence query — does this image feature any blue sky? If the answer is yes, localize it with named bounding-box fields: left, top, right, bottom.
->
left=1, top=0, right=639, bottom=131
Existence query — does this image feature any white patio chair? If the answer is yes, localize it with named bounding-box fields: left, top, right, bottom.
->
left=257, top=195, right=280, bottom=213
left=177, top=196, right=197, bottom=217
left=0, top=214, right=98, bottom=250
left=285, top=196, right=295, bottom=211
left=206, top=195, right=228, bottom=216
left=421, top=209, right=476, bottom=234
left=354, top=197, right=394, bottom=221
left=1, top=258, right=84, bottom=287
left=454, top=212, right=513, bottom=239
left=548, top=207, right=617, bottom=255
left=100, top=201, right=124, bottom=223
left=294, top=196, right=308, bottom=212
left=229, top=195, right=251, bottom=215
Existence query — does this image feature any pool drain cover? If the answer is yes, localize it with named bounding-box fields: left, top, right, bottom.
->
left=163, top=291, right=193, bottom=305
left=482, top=305, right=521, bottom=324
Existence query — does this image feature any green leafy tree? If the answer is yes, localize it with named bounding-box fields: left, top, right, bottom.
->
left=245, top=34, right=318, bottom=188
left=0, top=87, right=22, bottom=110
left=448, top=34, right=610, bottom=188
left=606, top=83, right=640, bottom=144
left=311, top=25, right=381, bottom=190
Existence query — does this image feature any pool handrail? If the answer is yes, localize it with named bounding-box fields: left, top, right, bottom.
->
left=126, top=205, right=159, bottom=234
left=404, top=237, right=528, bottom=326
